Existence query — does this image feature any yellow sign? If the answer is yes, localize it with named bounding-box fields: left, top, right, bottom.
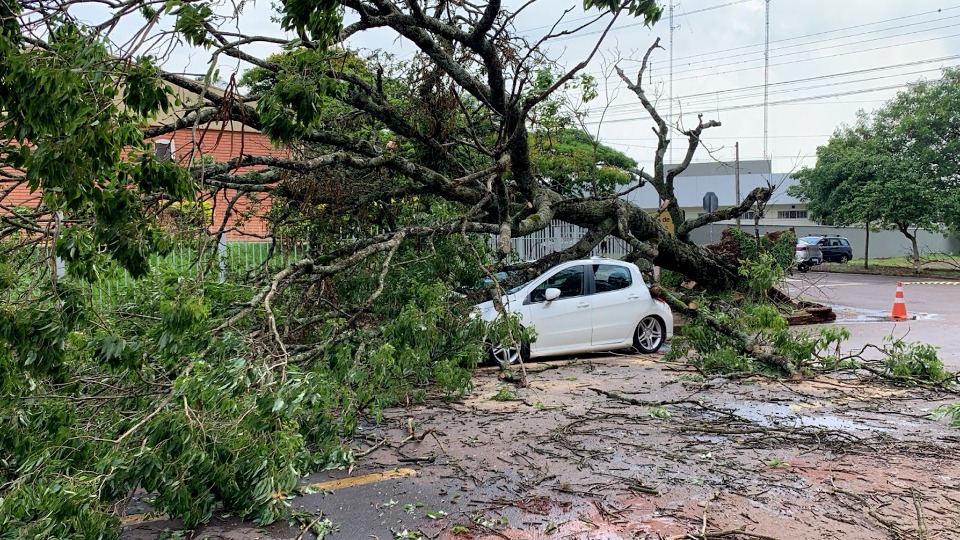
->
left=648, top=211, right=675, bottom=235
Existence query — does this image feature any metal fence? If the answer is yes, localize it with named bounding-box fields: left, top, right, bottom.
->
left=493, top=220, right=630, bottom=261
left=84, top=232, right=305, bottom=308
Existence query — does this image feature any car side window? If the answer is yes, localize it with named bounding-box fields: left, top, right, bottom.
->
left=839, top=239, right=850, bottom=246
left=593, top=264, right=632, bottom=293
left=529, top=266, right=585, bottom=303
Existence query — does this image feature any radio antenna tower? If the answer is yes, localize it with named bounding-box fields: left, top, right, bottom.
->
left=763, top=0, right=771, bottom=160
left=668, top=2, right=676, bottom=163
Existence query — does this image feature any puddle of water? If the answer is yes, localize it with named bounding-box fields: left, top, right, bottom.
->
left=728, top=402, right=893, bottom=432
left=827, top=304, right=940, bottom=323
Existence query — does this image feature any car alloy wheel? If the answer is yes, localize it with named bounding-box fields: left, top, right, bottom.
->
left=633, top=315, right=665, bottom=354
left=839, top=255, right=849, bottom=264
left=489, top=341, right=529, bottom=366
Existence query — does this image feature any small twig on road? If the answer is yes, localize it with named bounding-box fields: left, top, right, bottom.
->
left=672, top=526, right=782, bottom=540
left=589, top=387, right=703, bottom=407
left=912, top=488, right=928, bottom=540
left=830, top=478, right=908, bottom=538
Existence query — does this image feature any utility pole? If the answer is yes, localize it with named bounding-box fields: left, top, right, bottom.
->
left=735, top=142, right=741, bottom=228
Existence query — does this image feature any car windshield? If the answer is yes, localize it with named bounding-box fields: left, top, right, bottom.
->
left=507, top=280, right=530, bottom=294
left=799, top=237, right=820, bottom=244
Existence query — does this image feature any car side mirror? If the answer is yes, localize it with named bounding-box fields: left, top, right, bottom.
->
left=544, top=288, right=561, bottom=301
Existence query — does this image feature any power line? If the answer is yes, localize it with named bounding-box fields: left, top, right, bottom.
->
left=616, top=6, right=960, bottom=69
left=650, top=26, right=960, bottom=83
left=661, top=17, right=960, bottom=73
left=679, top=65, right=953, bottom=108
left=583, top=81, right=913, bottom=125
left=514, top=0, right=751, bottom=35
left=587, top=56, right=960, bottom=117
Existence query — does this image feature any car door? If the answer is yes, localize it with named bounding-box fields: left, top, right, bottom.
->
left=588, top=263, right=646, bottom=346
left=838, top=238, right=853, bottom=259
left=524, top=265, right=592, bottom=354
left=820, top=238, right=838, bottom=261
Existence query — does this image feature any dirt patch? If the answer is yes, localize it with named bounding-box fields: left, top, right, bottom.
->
left=367, top=355, right=960, bottom=539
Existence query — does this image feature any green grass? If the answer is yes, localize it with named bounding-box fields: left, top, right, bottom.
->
left=866, top=254, right=958, bottom=269
left=823, top=253, right=960, bottom=278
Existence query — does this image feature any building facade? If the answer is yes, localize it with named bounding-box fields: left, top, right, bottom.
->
left=623, top=159, right=816, bottom=227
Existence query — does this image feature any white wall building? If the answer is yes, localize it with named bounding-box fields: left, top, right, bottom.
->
left=624, top=159, right=816, bottom=227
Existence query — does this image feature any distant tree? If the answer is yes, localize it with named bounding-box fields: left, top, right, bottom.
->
left=790, top=69, right=960, bottom=272
left=872, top=67, right=960, bottom=268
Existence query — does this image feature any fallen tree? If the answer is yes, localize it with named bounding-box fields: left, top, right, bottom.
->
left=0, top=1, right=815, bottom=536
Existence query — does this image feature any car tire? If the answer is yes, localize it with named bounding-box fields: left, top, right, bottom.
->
left=488, top=340, right=530, bottom=366
left=839, top=255, right=849, bottom=264
left=797, top=263, right=809, bottom=273
left=633, top=315, right=666, bottom=354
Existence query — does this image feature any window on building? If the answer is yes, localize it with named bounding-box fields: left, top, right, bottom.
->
left=155, top=140, right=174, bottom=161
left=777, top=210, right=808, bottom=219
left=741, top=211, right=763, bottom=220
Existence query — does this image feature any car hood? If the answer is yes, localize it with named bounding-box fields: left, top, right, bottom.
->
left=474, top=294, right=520, bottom=322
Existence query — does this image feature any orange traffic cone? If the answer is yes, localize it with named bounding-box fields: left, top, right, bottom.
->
left=890, top=282, right=909, bottom=320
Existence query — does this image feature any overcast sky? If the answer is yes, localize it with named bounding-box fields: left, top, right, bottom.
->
left=501, top=0, right=960, bottom=173
left=75, top=0, right=960, bottom=174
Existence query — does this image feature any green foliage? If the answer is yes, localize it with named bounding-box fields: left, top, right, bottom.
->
left=648, top=407, right=671, bottom=419
left=280, top=0, right=342, bottom=45
left=933, top=403, right=960, bottom=428
left=881, top=336, right=950, bottom=384
left=658, top=269, right=684, bottom=289
left=169, top=1, right=215, bottom=47
left=0, top=22, right=193, bottom=279
left=737, top=253, right=786, bottom=300
left=0, top=226, right=491, bottom=536
left=583, top=0, right=663, bottom=24
left=729, top=228, right=796, bottom=273
left=678, top=311, right=849, bottom=377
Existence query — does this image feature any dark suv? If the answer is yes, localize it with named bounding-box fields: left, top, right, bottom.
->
left=800, top=235, right=853, bottom=263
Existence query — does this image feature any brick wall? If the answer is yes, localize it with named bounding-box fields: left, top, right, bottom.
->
left=1, top=127, right=287, bottom=241
left=155, top=127, right=287, bottom=240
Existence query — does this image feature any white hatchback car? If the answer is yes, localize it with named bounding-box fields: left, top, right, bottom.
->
left=475, top=258, right=673, bottom=364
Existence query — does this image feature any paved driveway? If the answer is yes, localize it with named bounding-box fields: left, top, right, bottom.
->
left=787, top=271, right=960, bottom=370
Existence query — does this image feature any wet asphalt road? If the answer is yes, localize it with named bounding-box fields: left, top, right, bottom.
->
left=786, top=269, right=960, bottom=370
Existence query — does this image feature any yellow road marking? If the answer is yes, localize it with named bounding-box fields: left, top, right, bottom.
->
left=121, top=468, right=417, bottom=526
left=121, top=513, right=169, bottom=526
left=306, top=467, right=417, bottom=491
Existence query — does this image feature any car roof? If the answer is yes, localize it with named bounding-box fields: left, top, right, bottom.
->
left=556, top=257, right=636, bottom=269
left=583, top=256, right=632, bottom=264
